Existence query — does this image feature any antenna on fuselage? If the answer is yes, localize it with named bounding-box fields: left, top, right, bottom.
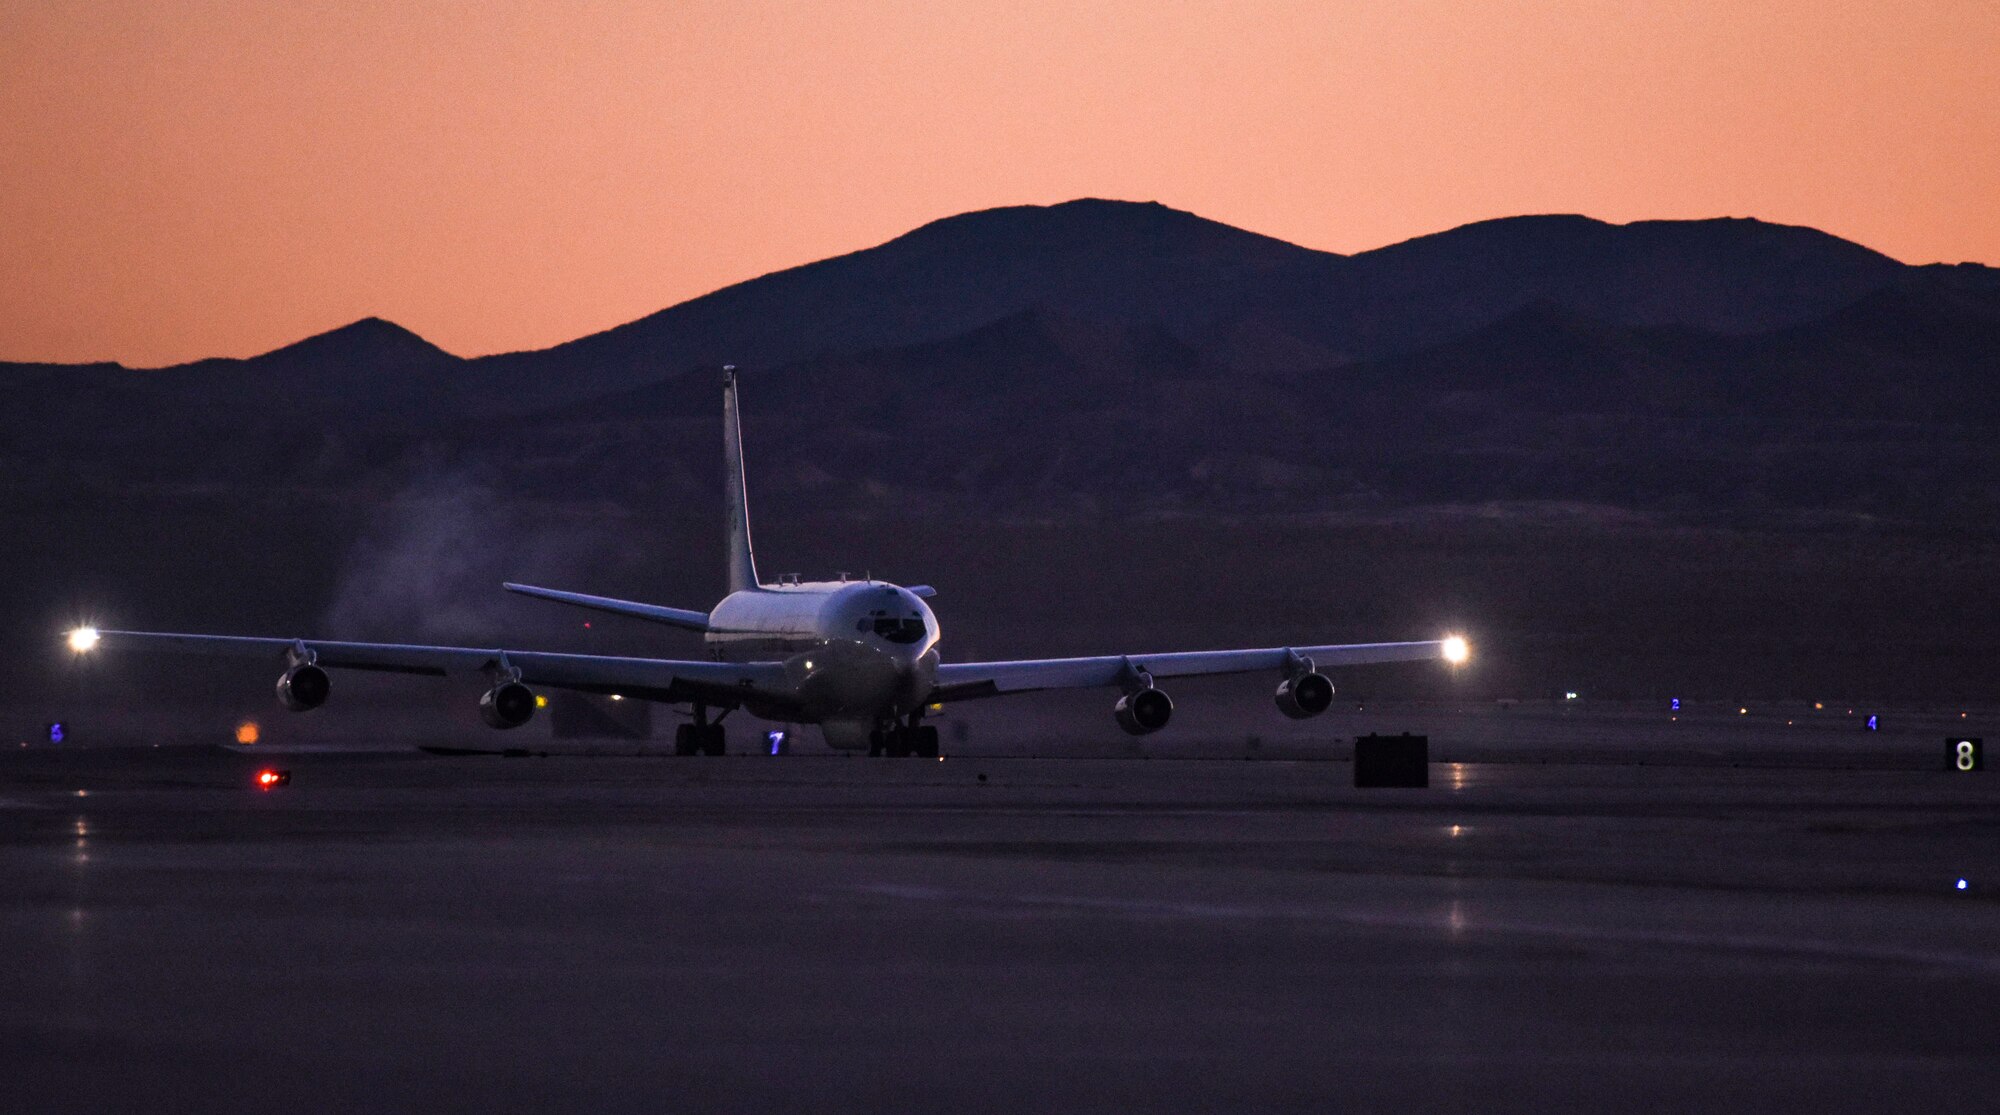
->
left=722, top=366, right=762, bottom=593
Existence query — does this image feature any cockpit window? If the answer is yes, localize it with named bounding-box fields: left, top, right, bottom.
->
left=872, top=617, right=926, bottom=644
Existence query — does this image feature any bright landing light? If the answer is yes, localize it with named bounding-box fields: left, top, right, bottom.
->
left=67, top=627, right=100, bottom=654
left=1441, top=636, right=1470, bottom=665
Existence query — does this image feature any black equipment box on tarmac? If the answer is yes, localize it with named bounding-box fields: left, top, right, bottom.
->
left=1355, top=733, right=1429, bottom=788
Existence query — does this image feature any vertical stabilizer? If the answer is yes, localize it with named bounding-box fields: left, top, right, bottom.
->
left=723, top=366, right=762, bottom=593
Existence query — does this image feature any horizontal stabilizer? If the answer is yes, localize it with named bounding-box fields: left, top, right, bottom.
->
left=503, top=583, right=711, bottom=632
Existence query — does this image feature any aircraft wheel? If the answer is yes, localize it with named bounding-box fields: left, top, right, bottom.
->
left=886, top=728, right=913, bottom=758
left=674, top=724, right=698, bottom=756
left=701, top=725, right=726, bottom=756
left=914, top=726, right=940, bottom=759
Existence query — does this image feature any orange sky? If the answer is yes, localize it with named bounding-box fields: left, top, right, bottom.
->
left=3, top=0, right=1995, bottom=366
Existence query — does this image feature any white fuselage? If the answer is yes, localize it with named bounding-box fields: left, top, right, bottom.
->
left=703, top=580, right=940, bottom=747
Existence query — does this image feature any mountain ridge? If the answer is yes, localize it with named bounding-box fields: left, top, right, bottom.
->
left=5, top=198, right=1997, bottom=529
left=8, top=201, right=2000, bottom=711
left=7, top=200, right=1988, bottom=383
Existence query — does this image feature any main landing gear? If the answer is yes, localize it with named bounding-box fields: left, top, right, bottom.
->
left=869, top=714, right=940, bottom=758
left=674, top=704, right=727, bottom=756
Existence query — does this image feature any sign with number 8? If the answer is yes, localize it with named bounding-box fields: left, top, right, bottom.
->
left=1950, top=738, right=1983, bottom=772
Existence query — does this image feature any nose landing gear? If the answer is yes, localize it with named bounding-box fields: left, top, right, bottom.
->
left=868, top=714, right=940, bottom=758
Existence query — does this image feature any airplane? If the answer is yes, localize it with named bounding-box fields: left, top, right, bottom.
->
left=65, top=367, right=1469, bottom=756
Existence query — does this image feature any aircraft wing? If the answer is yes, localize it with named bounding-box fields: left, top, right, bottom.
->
left=927, top=639, right=1460, bottom=703
left=81, top=630, right=795, bottom=711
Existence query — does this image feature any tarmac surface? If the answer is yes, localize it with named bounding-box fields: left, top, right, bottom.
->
left=2, top=719, right=1997, bottom=1113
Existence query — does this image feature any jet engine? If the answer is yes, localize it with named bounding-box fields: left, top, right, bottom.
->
left=480, top=681, right=538, bottom=729
left=1114, top=687, right=1173, bottom=735
left=276, top=664, right=331, bottom=711
left=1275, top=671, right=1335, bottom=719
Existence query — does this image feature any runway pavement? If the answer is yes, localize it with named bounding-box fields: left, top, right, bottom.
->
left=1, top=732, right=1995, bottom=1113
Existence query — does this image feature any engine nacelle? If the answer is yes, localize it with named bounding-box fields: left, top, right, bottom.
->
left=1275, top=671, right=1335, bottom=719
left=276, top=664, right=330, bottom=712
left=480, top=681, right=537, bottom=729
left=1114, top=687, right=1173, bottom=735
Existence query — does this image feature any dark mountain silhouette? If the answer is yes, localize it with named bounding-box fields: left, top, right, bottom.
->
left=222, top=315, right=459, bottom=371
left=5, top=198, right=1995, bottom=524
left=10, top=198, right=1955, bottom=388
left=460, top=202, right=1918, bottom=402
left=1333, top=213, right=1904, bottom=346
left=8, top=200, right=2000, bottom=707
left=662, top=283, right=2000, bottom=523
left=161, top=317, right=466, bottom=414
left=230, top=319, right=458, bottom=375
left=468, top=199, right=1320, bottom=401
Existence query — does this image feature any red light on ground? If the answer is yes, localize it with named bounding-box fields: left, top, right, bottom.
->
left=255, top=769, right=291, bottom=790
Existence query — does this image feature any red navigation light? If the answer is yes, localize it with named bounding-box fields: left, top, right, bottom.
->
left=255, top=768, right=292, bottom=790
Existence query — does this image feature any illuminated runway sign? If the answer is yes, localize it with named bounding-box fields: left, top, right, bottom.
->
left=1950, top=738, right=1983, bottom=772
